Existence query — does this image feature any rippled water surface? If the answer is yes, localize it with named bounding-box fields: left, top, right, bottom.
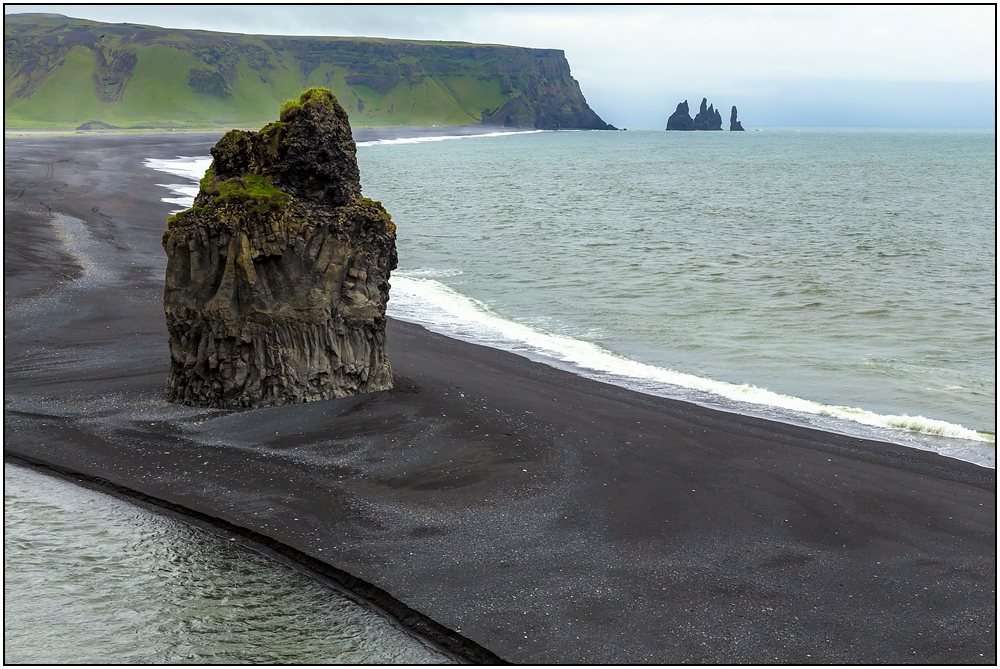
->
left=3, top=463, right=450, bottom=664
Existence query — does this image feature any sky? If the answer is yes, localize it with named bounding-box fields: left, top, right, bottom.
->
left=5, top=4, right=996, bottom=128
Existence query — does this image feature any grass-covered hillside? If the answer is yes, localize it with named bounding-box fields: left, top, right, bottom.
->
left=4, top=13, right=612, bottom=131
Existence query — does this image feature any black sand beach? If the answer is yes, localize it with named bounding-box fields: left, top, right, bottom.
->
left=4, top=132, right=996, bottom=664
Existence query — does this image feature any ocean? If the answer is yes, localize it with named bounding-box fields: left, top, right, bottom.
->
left=151, top=127, right=997, bottom=467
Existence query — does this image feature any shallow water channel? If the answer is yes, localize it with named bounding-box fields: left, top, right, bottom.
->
left=3, top=463, right=451, bottom=664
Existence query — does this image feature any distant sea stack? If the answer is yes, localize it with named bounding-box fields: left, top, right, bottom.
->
left=730, top=106, right=744, bottom=131
left=666, top=97, right=741, bottom=131
left=692, top=98, right=723, bottom=130
left=162, top=88, right=397, bottom=409
left=4, top=13, right=613, bottom=131
left=665, top=100, right=695, bottom=130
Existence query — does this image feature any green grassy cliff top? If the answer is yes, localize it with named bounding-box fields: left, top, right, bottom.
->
left=5, top=13, right=609, bottom=131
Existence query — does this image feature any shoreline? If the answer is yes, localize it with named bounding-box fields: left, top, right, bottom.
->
left=4, top=133, right=995, bottom=664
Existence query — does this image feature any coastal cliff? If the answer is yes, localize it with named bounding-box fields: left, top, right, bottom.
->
left=162, top=88, right=397, bottom=408
left=692, top=98, right=723, bottom=130
left=4, top=13, right=612, bottom=130
left=477, top=50, right=612, bottom=129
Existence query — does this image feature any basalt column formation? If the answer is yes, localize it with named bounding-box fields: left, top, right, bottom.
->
left=162, top=88, right=397, bottom=408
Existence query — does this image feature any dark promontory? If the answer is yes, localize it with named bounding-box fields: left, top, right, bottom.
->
left=162, top=88, right=397, bottom=409
left=730, top=106, right=745, bottom=131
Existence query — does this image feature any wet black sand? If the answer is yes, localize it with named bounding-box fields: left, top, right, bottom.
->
left=4, top=132, right=996, bottom=664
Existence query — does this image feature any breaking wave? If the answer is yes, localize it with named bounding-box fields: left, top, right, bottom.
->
left=388, top=273, right=994, bottom=460
left=355, top=129, right=545, bottom=147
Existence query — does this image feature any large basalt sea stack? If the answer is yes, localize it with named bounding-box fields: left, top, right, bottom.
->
left=162, top=88, right=397, bottom=409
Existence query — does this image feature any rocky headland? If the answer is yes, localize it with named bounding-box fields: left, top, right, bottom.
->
left=5, top=13, right=614, bottom=131
left=161, top=88, right=397, bottom=409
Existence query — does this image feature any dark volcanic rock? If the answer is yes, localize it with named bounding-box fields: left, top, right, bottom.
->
left=730, top=105, right=745, bottom=131
left=692, top=97, right=723, bottom=131
left=478, top=49, right=614, bottom=130
left=162, top=88, right=397, bottom=409
left=665, top=100, right=695, bottom=130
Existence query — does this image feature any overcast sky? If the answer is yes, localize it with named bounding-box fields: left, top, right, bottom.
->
left=6, top=4, right=996, bottom=128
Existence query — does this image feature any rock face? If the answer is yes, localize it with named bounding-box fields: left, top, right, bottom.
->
left=665, top=100, right=695, bottom=130
left=479, top=49, right=614, bottom=130
left=730, top=106, right=745, bottom=131
left=162, top=88, right=397, bottom=409
left=692, top=98, right=723, bottom=130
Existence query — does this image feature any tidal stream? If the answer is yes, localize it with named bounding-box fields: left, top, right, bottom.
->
left=3, top=462, right=451, bottom=664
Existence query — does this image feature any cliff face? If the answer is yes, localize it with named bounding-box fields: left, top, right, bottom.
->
left=478, top=49, right=612, bottom=129
left=162, top=88, right=397, bottom=409
left=5, top=14, right=612, bottom=130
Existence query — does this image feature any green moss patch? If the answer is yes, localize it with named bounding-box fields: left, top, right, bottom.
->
left=279, top=87, right=338, bottom=121
left=166, top=204, right=210, bottom=228
left=204, top=173, right=291, bottom=213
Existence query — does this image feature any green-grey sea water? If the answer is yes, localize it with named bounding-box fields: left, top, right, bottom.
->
left=3, top=463, right=451, bottom=664
left=355, top=128, right=996, bottom=466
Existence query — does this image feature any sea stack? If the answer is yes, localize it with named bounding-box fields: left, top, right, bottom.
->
left=665, top=100, right=695, bottom=130
left=162, top=88, right=397, bottom=409
left=692, top=98, right=723, bottom=130
left=730, top=106, right=745, bottom=131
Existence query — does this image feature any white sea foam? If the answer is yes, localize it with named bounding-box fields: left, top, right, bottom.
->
left=388, top=274, right=995, bottom=449
left=142, top=128, right=542, bottom=206
left=145, top=156, right=212, bottom=182
left=356, top=129, right=544, bottom=147
left=145, top=157, right=211, bottom=211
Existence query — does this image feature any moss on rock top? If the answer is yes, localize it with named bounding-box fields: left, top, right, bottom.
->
left=279, top=87, right=339, bottom=121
